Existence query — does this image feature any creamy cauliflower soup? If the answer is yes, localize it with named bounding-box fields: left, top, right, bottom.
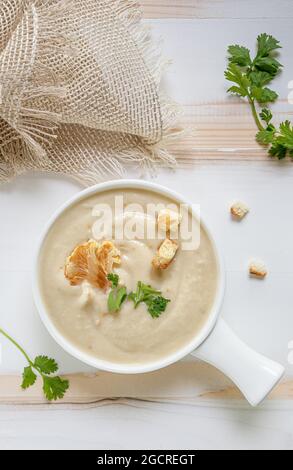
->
left=38, top=189, right=218, bottom=365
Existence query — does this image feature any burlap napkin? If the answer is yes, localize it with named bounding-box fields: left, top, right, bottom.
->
left=0, top=0, right=180, bottom=185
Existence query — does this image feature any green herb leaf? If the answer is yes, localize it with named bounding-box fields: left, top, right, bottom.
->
left=254, top=56, right=282, bottom=76
left=256, top=129, right=276, bottom=144
left=278, top=121, right=293, bottom=149
left=225, top=64, right=250, bottom=98
left=267, top=121, right=293, bottom=159
left=129, top=282, right=170, bottom=319
left=108, top=290, right=117, bottom=312
left=128, top=281, right=161, bottom=308
left=251, top=86, right=278, bottom=103
left=227, top=85, right=248, bottom=98
left=269, top=142, right=287, bottom=159
left=21, top=366, right=37, bottom=390
left=254, top=34, right=283, bottom=78
left=107, top=273, right=127, bottom=312
left=146, top=296, right=171, bottom=319
left=43, top=376, right=69, bottom=401
left=107, top=273, right=127, bottom=313
left=107, top=273, right=119, bottom=288
left=128, top=283, right=143, bottom=307
left=34, top=356, right=58, bottom=375
left=108, top=286, right=127, bottom=313
left=257, top=33, right=281, bottom=57
left=228, top=45, right=251, bottom=67
left=260, top=108, right=273, bottom=124
left=249, top=71, right=272, bottom=87
left=116, top=287, right=127, bottom=307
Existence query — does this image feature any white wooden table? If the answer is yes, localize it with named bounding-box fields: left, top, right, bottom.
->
left=1, top=0, right=293, bottom=450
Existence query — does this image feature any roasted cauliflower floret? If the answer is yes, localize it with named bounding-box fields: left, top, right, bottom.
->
left=64, top=240, right=121, bottom=289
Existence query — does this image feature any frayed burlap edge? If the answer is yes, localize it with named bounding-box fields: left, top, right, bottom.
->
left=0, top=0, right=183, bottom=185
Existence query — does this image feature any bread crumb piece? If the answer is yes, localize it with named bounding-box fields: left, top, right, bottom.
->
left=157, top=209, right=182, bottom=235
left=152, top=238, right=178, bottom=270
left=249, top=261, right=268, bottom=279
left=231, top=201, right=249, bottom=220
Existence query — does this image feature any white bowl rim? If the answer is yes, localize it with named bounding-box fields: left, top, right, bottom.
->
left=33, top=179, right=225, bottom=374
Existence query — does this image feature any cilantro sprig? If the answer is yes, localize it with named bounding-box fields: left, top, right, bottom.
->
left=107, top=273, right=127, bottom=313
left=0, top=328, right=69, bottom=401
left=128, top=281, right=170, bottom=319
left=107, top=275, right=170, bottom=318
left=225, top=33, right=293, bottom=159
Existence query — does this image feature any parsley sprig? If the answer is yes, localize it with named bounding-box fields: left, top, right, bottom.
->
left=128, top=281, right=170, bottom=318
left=0, top=327, right=69, bottom=401
left=107, top=275, right=170, bottom=318
left=225, top=33, right=293, bottom=159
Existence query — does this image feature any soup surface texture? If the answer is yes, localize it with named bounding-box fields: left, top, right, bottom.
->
left=39, top=189, right=218, bottom=365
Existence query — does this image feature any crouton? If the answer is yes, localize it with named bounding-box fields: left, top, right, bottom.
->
left=249, top=261, right=267, bottom=279
left=231, top=201, right=249, bottom=220
left=152, top=238, right=178, bottom=270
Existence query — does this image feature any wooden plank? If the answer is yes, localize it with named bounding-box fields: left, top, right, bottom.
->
left=0, top=361, right=292, bottom=405
left=146, top=19, right=293, bottom=164
left=141, top=0, right=293, bottom=19
left=168, top=102, right=293, bottom=164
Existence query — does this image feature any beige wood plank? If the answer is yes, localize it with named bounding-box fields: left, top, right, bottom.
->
left=167, top=102, right=293, bottom=164
left=141, top=0, right=293, bottom=19
left=0, top=361, right=291, bottom=405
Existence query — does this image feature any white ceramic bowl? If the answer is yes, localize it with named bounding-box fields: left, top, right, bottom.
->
left=33, top=180, right=284, bottom=406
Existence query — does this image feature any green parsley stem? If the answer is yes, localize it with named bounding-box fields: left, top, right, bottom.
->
left=249, top=97, right=265, bottom=132
left=0, top=327, right=33, bottom=365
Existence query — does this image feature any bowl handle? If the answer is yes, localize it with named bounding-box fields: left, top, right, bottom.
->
left=191, top=318, right=284, bottom=406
